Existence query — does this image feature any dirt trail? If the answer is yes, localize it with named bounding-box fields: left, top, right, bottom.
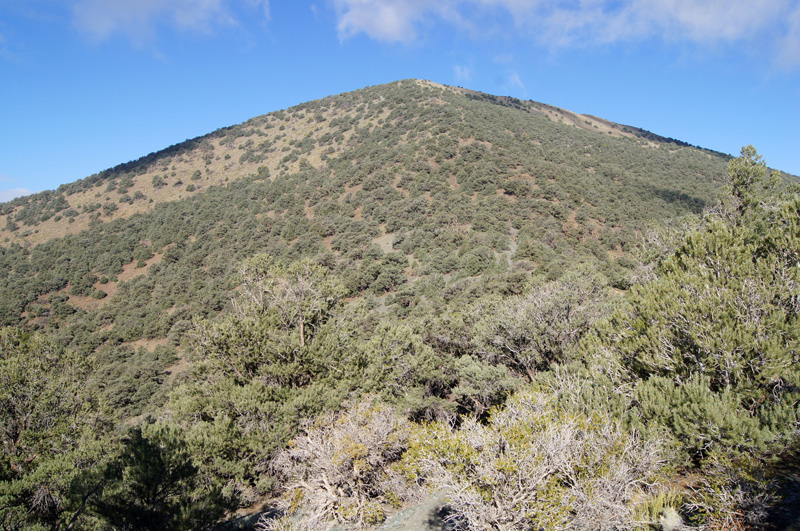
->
left=377, top=494, right=454, bottom=531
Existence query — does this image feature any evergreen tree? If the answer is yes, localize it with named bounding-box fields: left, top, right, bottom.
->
left=92, top=423, right=231, bottom=531
left=0, top=328, right=110, bottom=531
left=586, top=147, right=800, bottom=460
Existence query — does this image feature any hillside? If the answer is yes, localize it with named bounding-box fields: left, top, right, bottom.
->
left=1, top=80, right=723, bottom=248
left=0, top=80, right=732, bottom=415
left=3, top=80, right=796, bottom=530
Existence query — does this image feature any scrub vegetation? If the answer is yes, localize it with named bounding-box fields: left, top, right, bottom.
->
left=0, top=81, right=797, bottom=530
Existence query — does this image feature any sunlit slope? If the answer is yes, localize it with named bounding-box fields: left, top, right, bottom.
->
left=1, top=79, right=725, bottom=247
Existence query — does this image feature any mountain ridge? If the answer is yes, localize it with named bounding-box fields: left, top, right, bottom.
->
left=0, top=78, right=732, bottom=365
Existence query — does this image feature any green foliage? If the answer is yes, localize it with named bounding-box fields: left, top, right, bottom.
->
left=0, top=80, right=733, bottom=421
left=0, top=327, right=110, bottom=530
left=164, top=256, right=350, bottom=496
left=92, top=421, right=233, bottom=531
left=233, top=255, right=347, bottom=349
left=353, top=322, right=458, bottom=422
left=450, top=354, right=519, bottom=418
left=722, top=144, right=779, bottom=219
left=3, top=85, right=792, bottom=529
left=92, top=344, right=178, bottom=418
left=585, top=150, right=800, bottom=461
left=472, top=267, right=609, bottom=380
left=632, top=374, right=773, bottom=461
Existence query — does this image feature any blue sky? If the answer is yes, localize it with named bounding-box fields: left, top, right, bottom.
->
left=2, top=0, right=799, bottom=202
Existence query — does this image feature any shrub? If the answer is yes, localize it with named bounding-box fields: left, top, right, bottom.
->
left=472, top=268, right=609, bottom=380
left=405, top=384, right=673, bottom=531
left=261, top=398, right=417, bottom=530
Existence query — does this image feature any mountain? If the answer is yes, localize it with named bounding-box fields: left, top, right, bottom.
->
left=6, top=80, right=796, bottom=530
left=0, top=80, right=733, bottom=411
left=0, top=79, right=731, bottom=413
left=1, top=80, right=724, bottom=248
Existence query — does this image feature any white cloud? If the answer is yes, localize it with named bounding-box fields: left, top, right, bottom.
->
left=331, top=0, right=800, bottom=67
left=507, top=70, right=523, bottom=89
left=0, top=188, right=33, bottom=202
left=0, top=30, right=16, bottom=61
left=453, top=64, right=472, bottom=80
left=72, top=0, right=270, bottom=46
left=776, top=3, right=800, bottom=68
left=333, top=0, right=434, bottom=42
left=247, top=0, right=271, bottom=21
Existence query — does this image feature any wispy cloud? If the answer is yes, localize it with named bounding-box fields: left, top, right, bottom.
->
left=331, top=0, right=800, bottom=67
left=72, top=0, right=270, bottom=47
left=333, top=0, right=434, bottom=42
left=507, top=70, right=523, bottom=90
left=453, top=63, right=472, bottom=81
left=0, top=30, right=17, bottom=62
left=776, top=5, right=800, bottom=68
left=0, top=188, right=33, bottom=202
left=246, top=0, right=271, bottom=21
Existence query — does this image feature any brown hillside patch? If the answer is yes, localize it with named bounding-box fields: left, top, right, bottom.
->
left=95, top=279, right=119, bottom=300
left=127, top=337, right=169, bottom=351
left=116, top=252, right=161, bottom=284
left=29, top=316, right=49, bottom=328
left=164, top=356, right=190, bottom=385
left=564, top=209, right=579, bottom=229
left=373, top=230, right=395, bottom=253
left=344, top=184, right=363, bottom=196
left=496, top=188, right=517, bottom=202
left=117, top=260, right=148, bottom=283
left=447, top=174, right=459, bottom=190
left=68, top=294, right=104, bottom=311
left=391, top=174, right=410, bottom=197
left=607, top=247, right=625, bottom=259
left=0, top=93, right=373, bottom=248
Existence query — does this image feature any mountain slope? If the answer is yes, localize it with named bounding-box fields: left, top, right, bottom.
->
left=1, top=79, right=723, bottom=247
left=0, top=79, right=731, bottom=418
left=6, top=81, right=799, bottom=531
